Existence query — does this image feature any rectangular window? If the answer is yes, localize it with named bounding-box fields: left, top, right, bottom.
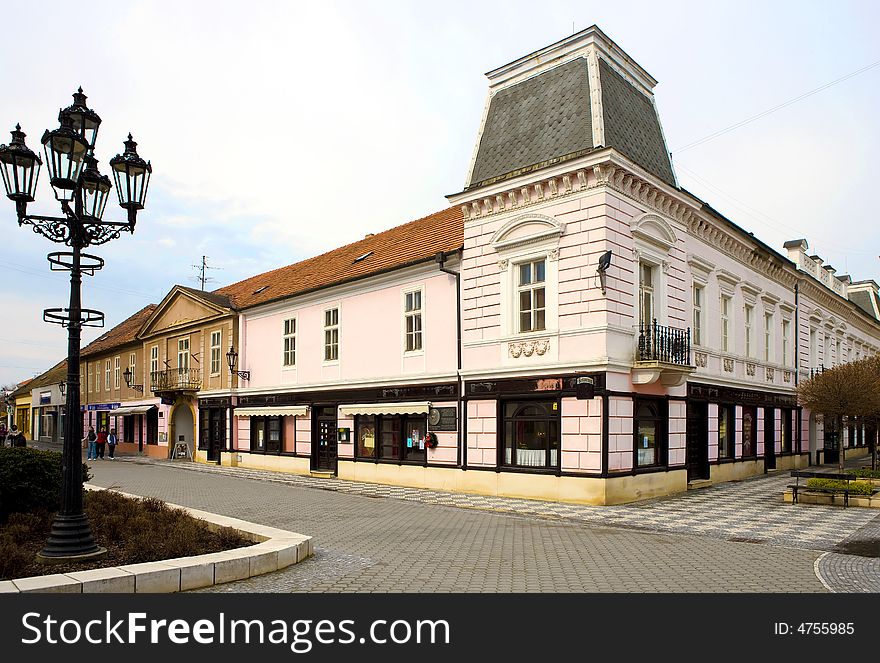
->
left=129, top=353, right=136, bottom=386
left=356, top=415, right=376, bottom=459
left=177, top=337, right=189, bottom=370
left=781, top=320, right=790, bottom=367
left=518, top=259, right=546, bottom=333
left=781, top=409, right=792, bottom=454
left=720, top=296, right=731, bottom=352
left=744, top=305, right=754, bottom=357
left=114, top=356, right=120, bottom=389
left=638, top=262, right=654, bottom=326
left=283, top=318, right=296, bottom=366
left=95, top=363, right=100, bottom=392
left=105, top=360, right=111, bottom=391
left=634, top=399, right=666, bottom=468
left=836, top=339, right=841, bottom=365
left=210, top=331, right=221, bottom=375
left=810, top=328, right=817, bottom=368
left=502, top=400, right=560, bottom=469
left=692, top=284, right=703, bottom=346
left=324, top=308, right=339, bottom=361
left=764, top=311, right=773, bottom=362
left=249, top=416, right=283, bottom=454
left=87, top=364, right=92, bottom=393
left=718, top=405, right=734, bottom=459
left=150, top=345, right=159, bottom=377
left=742, top=406, right=756, bottom=457
left=404, top=290, right=423, bottom=352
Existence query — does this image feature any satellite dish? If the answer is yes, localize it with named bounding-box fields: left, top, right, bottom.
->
left=597, top=250, right=612, bottom=272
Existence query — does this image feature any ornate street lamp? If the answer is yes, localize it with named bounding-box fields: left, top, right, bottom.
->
left=122, top=366, right=143, bottom=393
left=0, top=88, right=152, bottom=561
left=225, top=345, right=250, bottom=381
left=58, top=381, right=66, bottom=398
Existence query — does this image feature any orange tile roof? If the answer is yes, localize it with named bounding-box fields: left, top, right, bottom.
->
left=215, top=207, right=464, bottom=310
left=81, top=304, right=158, bottom=359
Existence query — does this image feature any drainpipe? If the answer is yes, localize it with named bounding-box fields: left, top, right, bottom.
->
left=794, top=281, right=804, bottom=464
left=436, top=251, right=464, bottom=469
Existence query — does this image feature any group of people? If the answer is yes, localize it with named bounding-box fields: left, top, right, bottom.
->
left=83, top=426, right=118, bottom=460
left=0, top=423, right=26, bottom=447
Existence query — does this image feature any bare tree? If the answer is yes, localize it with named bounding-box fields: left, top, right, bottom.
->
left=797, top=358, right=880, bottom=470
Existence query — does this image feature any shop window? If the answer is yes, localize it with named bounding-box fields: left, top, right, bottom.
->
left=718, top=405, right=734, bottom=459
left=502, top=400, right=559, bottom=469
left=633, top=399, right=666, bottom=468
left=742, top=406, right=757, bottom=457
left=356, top=415, right=376, bottom=458
left=781, top=409, right=792, bottom=454
left=250, top=417, right=283, bottom=454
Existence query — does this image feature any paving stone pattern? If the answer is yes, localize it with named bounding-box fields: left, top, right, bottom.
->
left=86, top=460, right=839, bottom=593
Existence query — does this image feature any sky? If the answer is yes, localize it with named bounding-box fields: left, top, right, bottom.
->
left=1, top=0, right=878, bottom=386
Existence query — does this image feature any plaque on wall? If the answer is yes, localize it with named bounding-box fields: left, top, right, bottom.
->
left=337, top=427, right=351, bottom=442
left=428, top=407, right=457, bottom=431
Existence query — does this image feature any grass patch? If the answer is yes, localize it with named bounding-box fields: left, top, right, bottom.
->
left=805, top=478, right=875, bottom=495
left=0, top=490, right=251, bottom=581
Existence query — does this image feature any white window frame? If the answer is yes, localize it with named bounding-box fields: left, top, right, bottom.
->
left=403, top=289, right=423, bottom=353
left=94, top=362, right=100, bottom=392
left=764, top=311, right=773, bottom=363
left=210, top=330, right=222, bottom=375
left=781, top=319, right=791, bottom=367
left=692, top=283, right=703, bottom=346
left=150, top=345, right=159, bottom=376
left=105, top=360, right=111, bottom=392
left=114, top=356, right=120, bottom=389
left=744, top=304, right=754, bottom=358
left=720, top=295, right=731, bottom=353
left=177, top=337, right=190, bottom=371
left=810, top=328, right=818, bottom=368
left=516, top=258, right=547, bottom=334
left=491, top=214, right=562, bottom=340
left=129, top=353, right=136, bottom=386
left=638, top=261, right=656, bottom=328
left=324, top=307, right=339, bottom=363
left=283, top=317, right=296, bottom=367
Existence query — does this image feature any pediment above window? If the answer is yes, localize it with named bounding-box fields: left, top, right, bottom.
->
left=630, top=213, right=677, bottom=252
left=490, top=214, right=565, bottom=252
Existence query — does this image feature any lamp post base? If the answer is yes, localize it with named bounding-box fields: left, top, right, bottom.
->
left=36, top=513, right=106, bottom=562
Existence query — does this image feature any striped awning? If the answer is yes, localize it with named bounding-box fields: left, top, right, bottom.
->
left=338, top=401, right=430, bottom=417
left=110, top=405, right=157, bottom=417
left=235, top=406, right=309, bottom=418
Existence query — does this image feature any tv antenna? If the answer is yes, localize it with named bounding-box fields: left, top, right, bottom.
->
left=191, top=255, right=220, bottom=291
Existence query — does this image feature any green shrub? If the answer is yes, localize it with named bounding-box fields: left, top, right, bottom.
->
left=852, top=468, right=880, bottom=479
left=805, top=478, right=875, bottom=495
left=0, top=447, right=92, bottom=522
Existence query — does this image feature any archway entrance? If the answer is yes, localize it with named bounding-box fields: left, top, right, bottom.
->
left=171, top=402, right=195, bottom=459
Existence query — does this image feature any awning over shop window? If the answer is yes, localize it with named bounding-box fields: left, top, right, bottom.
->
left=338, top=402, right=430, bottom=417
left=235, top=406, right=309, bottom=418
left=110, top=405, right=158, bottom=417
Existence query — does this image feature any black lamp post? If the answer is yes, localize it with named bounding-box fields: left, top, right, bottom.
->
left=0, top=88, right=151, bottom=561
left=225, top=346, right=250, bottom=381
left=123, top=366, right=143, bottom=393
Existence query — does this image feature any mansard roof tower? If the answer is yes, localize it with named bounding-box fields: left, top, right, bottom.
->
left=463, top=25, right=676, bottom=192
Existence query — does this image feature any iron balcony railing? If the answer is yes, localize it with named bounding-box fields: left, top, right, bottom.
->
left=637, top=320, right=692, bottom=366
left=150, top=368, right=202, bottom=393
left=809, top=365, right=825, bottom=378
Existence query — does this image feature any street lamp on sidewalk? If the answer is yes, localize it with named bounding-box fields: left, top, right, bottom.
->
left=0, top=88, right=152, bottom=561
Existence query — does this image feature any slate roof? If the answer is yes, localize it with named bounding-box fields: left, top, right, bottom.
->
left=215, top=207, right=464, bottom=311
left=468, top=58, right=595, bottom=188
left=80, top=304, right=158, bottom=359
left=598, top=59, right=675, bottom=186
left=466, top=56, right=675, bottom=190
left=849, top=288, right=880, bottom=321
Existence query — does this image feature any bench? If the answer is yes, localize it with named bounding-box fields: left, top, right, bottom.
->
left=789, top=470, right=858, bottom=507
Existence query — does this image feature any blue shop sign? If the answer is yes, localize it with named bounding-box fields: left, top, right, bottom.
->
left=79, top=403, right=121, bottom=412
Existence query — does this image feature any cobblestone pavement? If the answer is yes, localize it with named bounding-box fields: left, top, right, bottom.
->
left=85, top=459, right=847, bottom=593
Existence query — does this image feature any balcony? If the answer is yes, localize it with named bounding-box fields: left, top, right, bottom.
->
left=632, top=321, right=695, bottom=387
left=150, top=368, right=202, bottom=394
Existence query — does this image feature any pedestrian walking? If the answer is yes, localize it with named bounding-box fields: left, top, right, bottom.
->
left=108, top=427, right=118, bottom=459
left=0, top=423, right=7, bottom=447
left=96, top=427, right=107, bottom=459
left=83, top=425, right=97, bottom=460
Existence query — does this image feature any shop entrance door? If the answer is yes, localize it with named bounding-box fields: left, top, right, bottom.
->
left=686, top=401, right=709, bottom=481
left=764, top=408, right=776, bottom=471
left=312, top=406, right=337, bottom=473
